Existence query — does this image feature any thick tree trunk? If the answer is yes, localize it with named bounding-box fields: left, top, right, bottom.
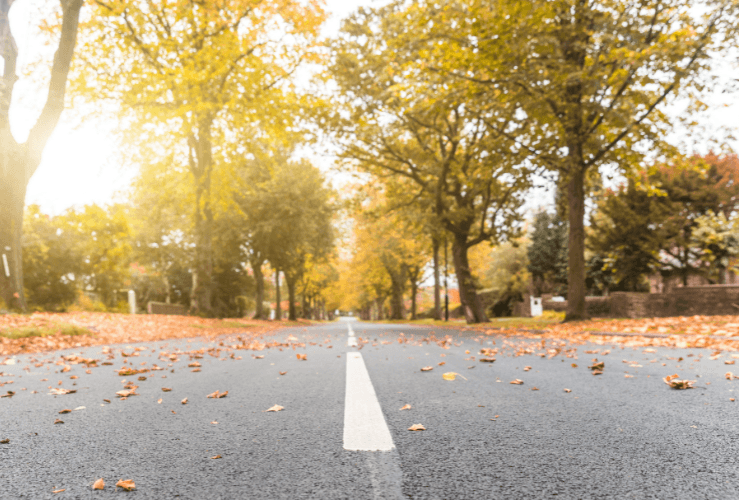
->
left=451, top=235, right=488, bottom=323
left=252, top=259, right=265, bottom=319
left=433, top=236, right=441, bottom=320
left=375, top=296, right=385, bottom=320
left=0, top=170, right=27, bottom=311
left=286, top=274, right=297, bottom=321
left=565, top=167, right=588, bottom=321
left=410, top=280, right=418, bottom=320
left=388, top=270, right=406, bottom=320
left=275, top=269, right=281, bottom=321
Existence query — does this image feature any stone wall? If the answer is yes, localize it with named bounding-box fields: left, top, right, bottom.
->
left=542, top=296, right=610, bottom=316
left=147, top=302, right=187, bottom=315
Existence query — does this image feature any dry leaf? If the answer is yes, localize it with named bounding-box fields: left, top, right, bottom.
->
left=161, top=387, right=172, bottom=392
left=438, top=361, right=446, bottom=366
left=663, top=375, right=696, bottom=389
left=116, top=389, right=137, bottom=398
left=265, top=404, right=284, bottom=412
left=731, top=398, right=736, bottom=402
left=54, top=419, right=64, bottom=424
left=279, top=371, right=287, bottom=375
left=103, top=399, right=111, bottom=403
left=254, top=355, right=264, bottom=359
left=58, top=409, right=71, bottom=414
left=296, top=354, right=307, bottom=361
left=115, top=479, right=135, bottom=491
left=531, top=387, right=539, bottom=391
left=192, top=368, right=201, bottom=372
left=726, top=372, right=736, bottom=380
left=564, top=388, right=571, bottom=393
left=207, top=390, right=228, bottom=399
left=420, top=366, right=433, bottom=372
left=92, top=478, right=105, bottom=490
left=442, top=372, right=457, bottom=381
left=211, top=421, right=218, bottom=424
left=726, top=360, right=736, bottom=365
left=589, top=361, right=604, bottom=371
left=181, top=398, right=188, bottom=405
left=211, top=455, right=222, bottom=459
left=592, top=370, right=603, bottom=376
left=479, top=358, right=496, bottom=363
left=157, top=398, right=162, bottom=404
left=510, top=379, right=524, bottom=385
left=408, top=424, right=426, bottom=431
left=571, top=363, right=578, bottom=368
left=400, top=404, right=412, bottom=410
left=49, top=388, right=75, bottom=395
left=52, top=489, right=65, bottom=494
left=523, top=366, right=532, bottom=372
left=0, top=439, right=8, bottom=444
left=188, top=362, right=201, bottom=368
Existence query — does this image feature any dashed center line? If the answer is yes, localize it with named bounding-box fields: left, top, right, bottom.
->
left=347, top=321, right=357, bottom=347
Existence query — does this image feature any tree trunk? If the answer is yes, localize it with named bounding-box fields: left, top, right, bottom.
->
left=0, top=172, right=27, bottom=311
left=433, top=236, right=441, bottom=320
left=375, top=296, right=385, bottom=320
left=0, top=0, right=83, bottom=312
left=275, top=269, right=281, bottom=321
left=565, top=167, right=588, bottom=321
left=286, top=274, right=297, bottom=321
left=410, top=280, right=418, bottom=320
left=451, top=235, right=488, bottom=323
left=252, top=259, right=265, bottom=319
left=388, top=269, right=406, bottom=320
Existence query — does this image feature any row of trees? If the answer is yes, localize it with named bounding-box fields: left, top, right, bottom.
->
left=324, top=0, right=739, bottom=321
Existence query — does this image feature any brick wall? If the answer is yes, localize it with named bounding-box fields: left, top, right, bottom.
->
left=147, top=302, right=187, bottom=315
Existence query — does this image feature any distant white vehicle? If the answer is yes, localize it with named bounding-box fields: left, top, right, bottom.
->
left=550, top=296, right=566, bottom=302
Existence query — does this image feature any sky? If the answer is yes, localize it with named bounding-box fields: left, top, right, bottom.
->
left=9, top=0, right=739, bottom=216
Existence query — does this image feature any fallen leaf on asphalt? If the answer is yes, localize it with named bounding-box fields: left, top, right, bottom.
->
left=265, top=404, right=284, bottom=412
left=663, top=374, right=696, bottom=389
left=116, top=479, right=135, bottom=491
left=296, top=354, right=307, bottom=361
left=589, top=361, right=604, bottom=371
left=92, top=478, right=105, bottom=490
left=727, top=372, right=736, bottom=380
left=49, top=388, right=75, bottom=395
left=510, top=379, right=524, bottom=385
left=207, top=390, right=228, bottom=399
left=192, top=368, right=201, bottom=372
left=287, top=335, right=299, bottom=341
left=157, top=398, right=162, bottom=404
left=211, top=421, right=218, bottom=424
left=188, top=362, right=201, bottom=368
left=59, top=409, right=73, bottom=414
left=211, top=455, right=222, bottom=459
left=254, top=355, right=264, bottom=359
left=732, top=398, right=736, bottom=402
left=116, top=389, right=137, bottom=398
left=438, top=362, right=446, bottom=366
left=592, top=370, right=603, bottom=375
left=52, top=489, right=65, bottom=494
left=103, top=399, right=111, bottom=403
left=479, top=358, right=496, bottom=363
left=181, top=398, right=188, bottom=405
left=564, top=388, right=571, bottom=393
left=643, top=348, right=656, bottom=353
left=531, top=387, right=539, bottom=391
left=726, top=360, right=735, bottom=365
left=625, top=374, right=634, bottom=378
left=523, top=366, right=532, bottom=372
left=54, top=419, right=64, bottom=424
left=162, top=388, right=172, bottom=392
left=571, top=363, right=578, bottom=368
left=408, top=424, right=425, bottom=431
left=0, top=439, right=9, bottom=444
left=138, top=376, right=147, bottom=381
left=279, top=371, right=287, bottom=375
left=400, top=404, right=412, bottom=410
left=442, top=372, right=457, bottom=381
left=70, top=375, right=78, bottom=380
left=420, top=366, right=433, bottom=372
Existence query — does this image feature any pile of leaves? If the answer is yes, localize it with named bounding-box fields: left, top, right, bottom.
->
left=0, top=312, right=305, bottom=356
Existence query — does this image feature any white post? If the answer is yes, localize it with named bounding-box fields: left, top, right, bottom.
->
left=128, top=290, right=136, bottom=314
left=530, top=296, right=543, bottom=317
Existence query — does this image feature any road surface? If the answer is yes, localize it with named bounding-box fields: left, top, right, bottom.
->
left=2, top=319, right=739, bottom=499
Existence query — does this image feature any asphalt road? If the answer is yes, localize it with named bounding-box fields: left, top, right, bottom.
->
left=2, top=319, right=739, bottom=499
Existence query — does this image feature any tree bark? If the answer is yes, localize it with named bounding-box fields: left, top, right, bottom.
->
left=451, top=235, right=488, bottom=323
left=433, top=236, right=441, bottom=320
left=375, top=296, right=385, bottom=320
left=410, top=280, right=418, bottom=320
left=286, top=273, right=297, bottom=321
left=387, top=268, right=406, bottom=320
left=252, top=258, right=265, bottom=319
left=275, top=269, right=281, bottom=321
left=0, top=0, right=83, bottom=311
left=565, top=167, right=588, bottom=321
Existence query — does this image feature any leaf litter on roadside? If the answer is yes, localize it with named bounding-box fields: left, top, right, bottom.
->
left=115, top=479, right=135, bottom=491
left=265, top=404, right=284, bottom=412
left=408, top=424, right=425, bottom=431
left=92, top=478, right=104, bottom=490
left=207, top=390, right=228, bottom=399
left=663, top=374, right=696, bottom=389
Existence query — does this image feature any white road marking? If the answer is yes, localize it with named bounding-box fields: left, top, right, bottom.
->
left=343, top=352, right=395, bottom=451
left=347, top=321, right=357, bottom=347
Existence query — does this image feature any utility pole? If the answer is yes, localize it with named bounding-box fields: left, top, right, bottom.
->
left=444, top=236, right=449, bottom=321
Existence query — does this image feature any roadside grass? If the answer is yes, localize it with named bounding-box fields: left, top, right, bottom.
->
left=189, top=319, right=308, bottom=329
left=0, top=323, right=93, bottom=340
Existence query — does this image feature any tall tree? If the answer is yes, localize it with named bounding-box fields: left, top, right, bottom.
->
left=328, top=3, right=531, bottom=323
left=415, top=0, right=738, bottom=319
left=73, top=0, right=325, bottom=315
left=0, top=0, right=84, bottom=311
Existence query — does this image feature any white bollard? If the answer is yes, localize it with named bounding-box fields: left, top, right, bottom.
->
left=530, top=296, right=543, bottom=317
left=128, top=290, right=136, bottom=314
